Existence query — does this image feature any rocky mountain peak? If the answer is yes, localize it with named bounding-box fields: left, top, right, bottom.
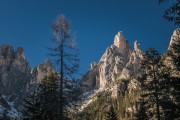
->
left=114, top=31, right=125, bottom=47
left=82, top=31, right=141, bottom=92
left=134, top=40, right=141, bottom=52
left=114, top=31, right=131, bottom=52
left=0, top=45, right=31, bottom=96
left=169, top=28, right=180, bottom=50
left=15, top=47, right=25, bottom=60
left=0, top=45, right=13, bottom=56
left=79, top=31, right=144, bottom=109
left=90, top=62, right=97, bottom=69
left=30, top=59, right=55, bottom=84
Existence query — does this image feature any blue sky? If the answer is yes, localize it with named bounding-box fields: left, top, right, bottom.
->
left=0, top=0, right=177, bottom=76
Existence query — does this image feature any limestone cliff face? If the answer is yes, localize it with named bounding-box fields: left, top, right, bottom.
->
left=98, top=32, right=133, bottom=89
left=81, top=63, right=99, bottom=91
left=0, top=45, right=55, bottom=95
left=81, top=32, right=143, bottom=98
left=0, top=45, right=56, bottom=113
left=168, top=28, right=180, bottom=50
left=30, top=59, right=55, bottom=84
left=26, top=60, right=56, bottom=92
left=165, top=28, right=180, bottom=75
left=120, top=40, right=143, bottom=79
left=0, top=45, right=31, bottom=95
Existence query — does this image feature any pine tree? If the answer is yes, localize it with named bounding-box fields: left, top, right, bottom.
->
left=105, top=105, right=118, bottom=120
left=22, top=90, right=41, bottom=120
left=139, top=48, right=165, bottom=120
left=37, top=72, right=60, bottom=120
left=135, top=99, right=148, bottom=120
left=1, top=108, right=9, bottom=120
left=166, top=36, right=180, bottom=119
left=159, top=0, right=180, bottom=25
left=23, top=72, right=70, bottom=120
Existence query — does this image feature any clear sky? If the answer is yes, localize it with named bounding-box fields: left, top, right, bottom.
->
left=0, top=0, right=177, bottom=76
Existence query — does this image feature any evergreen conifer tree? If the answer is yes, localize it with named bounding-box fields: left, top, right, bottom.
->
left=139, top=48, right=164, bottom=120
left=166, top=37, right=180, bottom=119
left=159, top=0, right=180, bottom=25
left=37, top=72, right=60, bottom=120
left=105, top=105, right=118, bottom=120
left=22, top=90, right=41, bottom=120
left=135, top=99, right=148, bottom=120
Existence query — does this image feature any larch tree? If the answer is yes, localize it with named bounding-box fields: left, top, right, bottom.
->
left=49, top=14, right=79, bottom=120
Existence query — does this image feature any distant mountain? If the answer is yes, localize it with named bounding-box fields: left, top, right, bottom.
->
left=0, top=46, right=57, bottom=119
left=0, top=46, right=31, bottom=96
left=0, top=45, right=80, bottom=119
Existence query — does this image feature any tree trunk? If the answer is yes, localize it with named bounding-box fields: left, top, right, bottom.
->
left=60, top=41, right=64, bottom=120
left=153, top=65, right=160, bottom=120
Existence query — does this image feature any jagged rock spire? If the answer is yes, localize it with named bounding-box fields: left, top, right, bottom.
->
left=168, top=28, right=180, bottom=50
left=114, top=31, right=125, bottom=48
left=134, top=41, right=140, bottom=51
left=15, top=47, right=25, bottom=60
left=113, top=31, right=131, bottom=53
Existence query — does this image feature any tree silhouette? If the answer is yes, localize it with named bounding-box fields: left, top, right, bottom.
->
left=105, top=105, right=118, bottom=120
left=22, top=90, right=41, bottom=120
left=159, top=0, right=180, bottom=24
left=140, top=48, right=162, bottom=120
left=37, top=73, right=60, bottom=120
left=167, top=34, right=180, bottom=119
left=49, top=14, right=79, bottom=120
left=136, top=99, right=148, bottom=120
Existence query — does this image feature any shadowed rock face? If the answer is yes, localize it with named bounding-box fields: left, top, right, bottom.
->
left=0, top=45, right=56, bottom=94
left=0, top=45, right=56, bottom=112
left=30, top=59, right=56, bottom=84
left=26, top=59, right=56, bottom=93
left=0, top=45, right=31, bottom=95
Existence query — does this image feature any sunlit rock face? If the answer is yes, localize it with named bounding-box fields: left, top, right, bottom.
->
left=119, top=40, right=143, bottom=79
left=114, top=31, right=131, bottom=53
left=81, top=29, right=179, bottom=99
left=0, top=45, right=31, bottom=95
left=98, top=32, right=132, bottom=89
left=168, top=28, right=180, bottom=50
left=165, top=29, right=180, bottom=76
left=81, top=31, right=143, bottom=98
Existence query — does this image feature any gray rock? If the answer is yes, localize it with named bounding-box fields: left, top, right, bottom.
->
left=0, top=45, right=31, bottom=95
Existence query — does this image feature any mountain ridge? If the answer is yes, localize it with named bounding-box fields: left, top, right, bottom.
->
left=0, top=28, right=179, bottom=119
